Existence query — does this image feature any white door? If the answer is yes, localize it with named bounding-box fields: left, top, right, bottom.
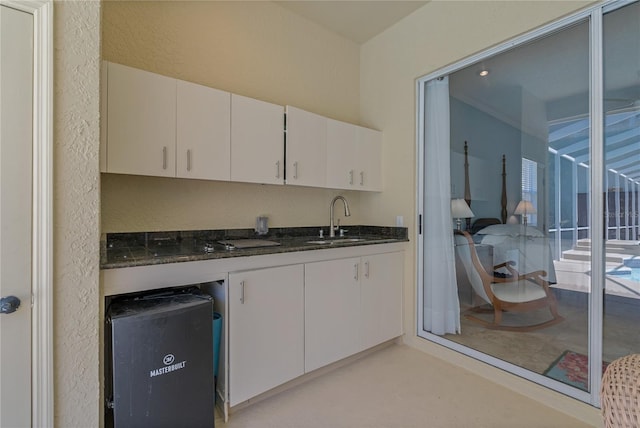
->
left=0, top=5, right=34, bottom=427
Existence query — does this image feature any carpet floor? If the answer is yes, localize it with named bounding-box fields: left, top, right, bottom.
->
left=445, top=288, right=640, bottom=384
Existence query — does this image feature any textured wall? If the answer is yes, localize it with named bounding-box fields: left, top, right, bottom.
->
left=101, top=1, right=365, bottom=233
left=54, top=1, right=101, bottom=426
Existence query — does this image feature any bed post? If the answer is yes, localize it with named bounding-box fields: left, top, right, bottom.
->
left=464, top=141, right=471, bottom=229
left=501, top=154, right=507, bottom=224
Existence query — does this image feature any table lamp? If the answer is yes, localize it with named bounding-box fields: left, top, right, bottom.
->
left=451, top=199, right=474, bottom=230
left=514, top=200, right=536, bottom=226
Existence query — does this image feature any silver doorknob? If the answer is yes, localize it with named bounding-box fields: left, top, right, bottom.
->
left=0, top=296, right=21, bottom=314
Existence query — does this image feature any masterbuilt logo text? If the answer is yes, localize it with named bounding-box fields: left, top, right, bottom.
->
left=150, top=353, right=187, bottom=378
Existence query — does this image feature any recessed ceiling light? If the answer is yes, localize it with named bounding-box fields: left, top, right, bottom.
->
left=479, top=70, right=489, bottom=77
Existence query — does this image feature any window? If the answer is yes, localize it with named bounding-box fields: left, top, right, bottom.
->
left=521, top=157, right=538, bottom=226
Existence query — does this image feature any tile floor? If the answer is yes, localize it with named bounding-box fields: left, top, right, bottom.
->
left=217, top=344, right=592, bottom=428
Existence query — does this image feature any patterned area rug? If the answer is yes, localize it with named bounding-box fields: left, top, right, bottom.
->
left=543, top=350, right=609, bottom=391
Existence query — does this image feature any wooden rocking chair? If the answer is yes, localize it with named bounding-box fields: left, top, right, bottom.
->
left=454, top=230, right=564, bottom=332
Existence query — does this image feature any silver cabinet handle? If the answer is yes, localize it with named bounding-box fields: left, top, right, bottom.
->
left=349, top=170, right=354, bottom=185
left=364, top=261, right=369, bottom=279
left=293, top=161, right=298, bottom=179
left=354, top=263, right=359, bottom=281
left=360, top=171, right=364, bottom=186
left=276, top=161, right=280, bottom=179
left=162, top=146, right=167, bottom=170
left=187, top=149, right=192, bottom=171
left=240, top=280, right=245, bottom=304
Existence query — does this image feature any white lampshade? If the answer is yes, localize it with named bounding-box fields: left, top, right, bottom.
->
left=514, top=200, right=536, bottom=216
left=451, top=199, right=474, bottom=219
left=514, top=200, right=535, bottom=226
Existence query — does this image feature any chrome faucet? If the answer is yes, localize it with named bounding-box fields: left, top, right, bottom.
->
left=329, top=195, right=351, bottom=238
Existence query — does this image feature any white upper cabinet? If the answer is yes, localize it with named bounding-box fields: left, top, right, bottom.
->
left=176, top=80, right=231, bottom=181
left=326, top=118, right=357, bottom=190
left=101, top=62, right=382, bottom=190
left=106, top=62, right=177, bottom=177
left=326, top=119, right=382, bottom=192
left=356, top=126, right=382, bottom=192
left=231, top=94, right=285, bottom=185
left=285, top=106, right=327, bottom=188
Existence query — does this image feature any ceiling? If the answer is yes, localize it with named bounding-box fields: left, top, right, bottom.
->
left=274, top=1, right=428, bottom=44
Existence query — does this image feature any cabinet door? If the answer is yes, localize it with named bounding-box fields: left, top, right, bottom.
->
left=356, top=126, right=382, bottom=192
left=231, top=94, right=284, bottom=185
left=360, top=252, right=403, bottom=350
left=176, top=80, right=231, bottom=181
left=228, top=265, right=304, bottom=406
left=285, top=106, right=327, bottom=188
left=106, top=62, right=176, bottom=177
left=305, top=257, right=361, bottom=372
left=326, top=118, right=357, bottom=190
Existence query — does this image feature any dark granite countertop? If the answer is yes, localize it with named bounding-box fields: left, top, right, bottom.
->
left=101, top=225, right=408, bottom=269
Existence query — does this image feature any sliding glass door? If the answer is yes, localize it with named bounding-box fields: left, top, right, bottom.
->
left=445, top=18, right=592, bottom=389
left=602, top=0, right=640, bottom=370
left=417, top=0, right=639, bottom=405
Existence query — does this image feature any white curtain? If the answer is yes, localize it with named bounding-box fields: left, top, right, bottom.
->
left=423, top=77, right=460, bottom=335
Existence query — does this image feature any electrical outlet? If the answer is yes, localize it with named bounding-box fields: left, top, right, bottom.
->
left=396, top=216, right=404, bottom=227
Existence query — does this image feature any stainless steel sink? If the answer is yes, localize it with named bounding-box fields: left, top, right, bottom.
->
left=306, top=238, right=366, bottom=245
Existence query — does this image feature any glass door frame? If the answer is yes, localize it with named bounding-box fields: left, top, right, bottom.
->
left=416, top=0, right=631, bottom=407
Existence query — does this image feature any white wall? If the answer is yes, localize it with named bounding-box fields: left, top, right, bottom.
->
left=54, top=1, right=101, bottom=426
left=359, top=1, right=600, bottom=424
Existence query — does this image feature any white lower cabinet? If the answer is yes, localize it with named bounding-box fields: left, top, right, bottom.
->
left=228, top=265, right=304, bottom=406
left=226, top=250, right=403, bottom=405
left=360, top=252, right=404, bottom=349
left=305, top=257, right=362, bottom=372
left=304, top=251, right=403, bottom=373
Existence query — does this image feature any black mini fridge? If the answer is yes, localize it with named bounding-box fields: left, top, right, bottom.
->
left=105, top=289, right=215, bottom=428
